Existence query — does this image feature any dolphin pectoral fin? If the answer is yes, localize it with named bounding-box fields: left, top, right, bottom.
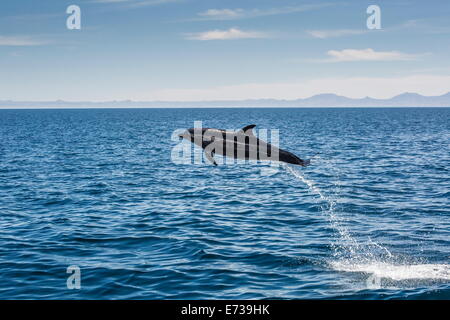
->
left=239, top=124, right=256, bottom=135
left=204, top=151, right=217, bottom=166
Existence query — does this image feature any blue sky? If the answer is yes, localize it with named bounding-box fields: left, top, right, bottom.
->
left=1, top=0, right=450, bottom=101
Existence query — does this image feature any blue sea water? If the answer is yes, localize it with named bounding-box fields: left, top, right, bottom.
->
left=0, top=107, right=449, bottom=300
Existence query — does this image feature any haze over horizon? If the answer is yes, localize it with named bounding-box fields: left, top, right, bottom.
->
left=2, top=91, right=450, bottom=108
left=2, top=90, right=450, bottom=103
left=1, top=0, right=450, bottom=102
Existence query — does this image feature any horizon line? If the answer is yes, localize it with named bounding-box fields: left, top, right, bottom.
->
left=1, top=91, right=450, bottom=105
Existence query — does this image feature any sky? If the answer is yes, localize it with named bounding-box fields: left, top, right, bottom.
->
left=0, top=0, right=450, bottom=101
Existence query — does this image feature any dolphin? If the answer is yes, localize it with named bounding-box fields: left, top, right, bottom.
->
left=179, top=124, right=310, bottom=167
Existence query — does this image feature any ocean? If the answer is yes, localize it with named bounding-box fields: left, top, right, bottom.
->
left=0, top=107, right=449, bottom=299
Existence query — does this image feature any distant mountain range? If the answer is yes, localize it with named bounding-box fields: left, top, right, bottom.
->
left=1, top=92, right=450, bottom=108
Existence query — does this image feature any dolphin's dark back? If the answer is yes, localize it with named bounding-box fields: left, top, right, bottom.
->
left=182, top=125, right=310, bottom=167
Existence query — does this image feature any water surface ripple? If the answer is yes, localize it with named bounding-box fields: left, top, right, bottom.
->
left=0, top=108, right=449, bottom=299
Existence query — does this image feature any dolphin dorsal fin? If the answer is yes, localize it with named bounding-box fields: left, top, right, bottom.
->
left=240, top=124, right=256, bottom=135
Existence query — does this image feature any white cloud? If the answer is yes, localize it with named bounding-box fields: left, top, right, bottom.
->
left=94, top=0, right=130, bottom=3
left=93, top=0, right=180, bottom=6
left=129, top=0, right=181, bottom=7
left=195, top=4, right=332, bottom=20
left=185, top=28, right=269, bottom=41
left=323, top=48, right=421, bottom=62
left=0, top=36, right=47, bottom=46
left=307, top=29, right=367, bottom=39
left=140, top=75, right=450, bottom=101
left=198, top=9, right=244, bottom=19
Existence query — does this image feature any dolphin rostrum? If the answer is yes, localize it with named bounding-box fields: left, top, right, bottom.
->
left=179, top=124, right=310, bottom=167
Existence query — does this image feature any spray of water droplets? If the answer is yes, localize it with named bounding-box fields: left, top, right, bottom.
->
left=284, top=160, right=450, bottom=285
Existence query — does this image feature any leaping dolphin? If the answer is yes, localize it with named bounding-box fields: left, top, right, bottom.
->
left=179, top=124, right=310, bottom=167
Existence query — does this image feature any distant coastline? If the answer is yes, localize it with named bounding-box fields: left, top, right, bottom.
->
left=1, top=92, right=450, bottom=109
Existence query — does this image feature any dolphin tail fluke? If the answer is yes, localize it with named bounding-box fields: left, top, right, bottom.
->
left=301, top=152, right=321, bottom=167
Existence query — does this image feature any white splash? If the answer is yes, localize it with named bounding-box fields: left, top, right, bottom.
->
left=331, top=261, right=450, bottom=281
left=283, top=163, right=450, bottom=287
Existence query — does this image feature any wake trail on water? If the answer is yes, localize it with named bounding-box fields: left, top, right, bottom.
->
left=284, top=162, right=450, bottom=285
